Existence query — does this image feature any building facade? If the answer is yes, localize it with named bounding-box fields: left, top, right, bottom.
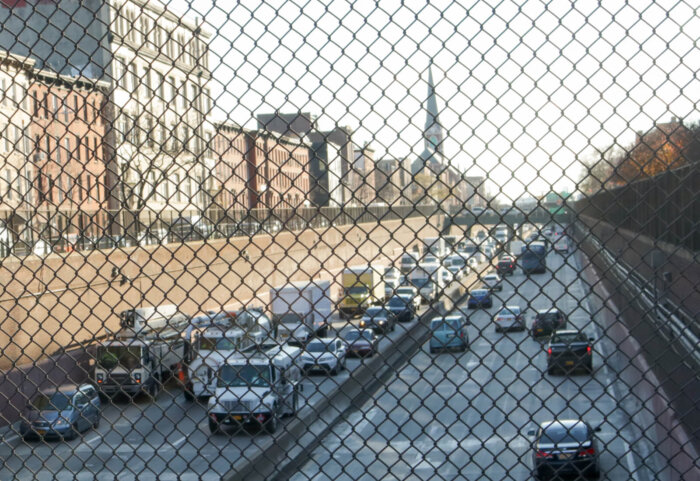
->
left=351, top=144, right=376, bottom=205
left=0, top=49, right=110, bottom=252
left=1, top=0, right=216, bottom=220
left=213, top=123, right=311, bottom=213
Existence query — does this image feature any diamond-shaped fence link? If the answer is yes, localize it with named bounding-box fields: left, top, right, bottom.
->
left=0, top=0, right=697, bottom=480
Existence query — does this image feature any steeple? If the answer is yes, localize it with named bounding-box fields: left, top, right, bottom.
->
left=412, top=62, right=445, bottom=174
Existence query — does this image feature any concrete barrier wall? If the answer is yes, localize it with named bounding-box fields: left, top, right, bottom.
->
left=0, top=216, right=441, bottom=369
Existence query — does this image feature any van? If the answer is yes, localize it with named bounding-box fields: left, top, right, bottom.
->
left=429, top=315, right=469, bottom=353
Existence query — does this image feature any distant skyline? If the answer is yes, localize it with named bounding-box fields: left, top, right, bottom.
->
left=168, top=0, right=699, bottom=198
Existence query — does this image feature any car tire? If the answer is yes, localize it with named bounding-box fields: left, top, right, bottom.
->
left=93, top=417, right=100, bottom=429
left=65, top=424, right=78, bottom=441
left=586, top=362, right=594, bottom=374
left=208, top=419, right=221, bottom=434
left=264, top=412, right=278, bottom=434
left=547, top=366, right=556, bottom=375
left=460, top=344, right=467, bottom=352
left=184, top=388, right=195, bottom=402
left=429, top=347, right=436, bottom=354
left=331, top=364, right=339, bottom=376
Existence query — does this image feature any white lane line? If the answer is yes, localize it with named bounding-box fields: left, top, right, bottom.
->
left=84, top=434, right=102, bottom=445
left=172, top=435, right=187, bottom=447
left=573, top=249, right=642, bottom=481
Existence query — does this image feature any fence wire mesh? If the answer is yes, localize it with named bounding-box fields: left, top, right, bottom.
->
left=0, top=0, right=698, bottom=480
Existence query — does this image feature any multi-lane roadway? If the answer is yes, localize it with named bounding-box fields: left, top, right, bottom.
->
left=290, top=245, right=656, bottom=480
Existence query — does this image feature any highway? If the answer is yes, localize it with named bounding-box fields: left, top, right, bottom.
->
left=0, top=292, right=447, bottom=481
left=290, top=245, right=655, bottom=480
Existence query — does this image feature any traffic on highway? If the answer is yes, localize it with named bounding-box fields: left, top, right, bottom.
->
left=0, top=223, right=631, bottom=480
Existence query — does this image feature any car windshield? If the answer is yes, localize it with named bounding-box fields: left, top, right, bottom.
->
left=365, top=308, right=389, bottom=318
left=307, top=342, right=335, bottom=353
left=347, top=286, right=368, bottom=295
left=396, top=288, right=413, bottom=296
left=217, top=364, right=271, bottom=388
left=97, top=346, right=142, bottom=370
left=431, top=319, right=459, bottom=331
left=552, top=333, right=587, bottom=343
left=471, top=290, right=488, bottom=297
left=30, top=392, right=72, bottom=411
left=345, top=330, right=373, bottom=342
left=498, top=309, right=516, bottom=317
left=485, top=276, right=498, bottom=281
left=538, top=312, right=560, bottom=322
left=388, top=297, right=407, bottom=307
left=279, top=313, right=304, bottom=325
left=198, top=336, right=238, bottom=351
left=412, top=278, right=430, bottom=288
left=541, top=424, right=588, bottom=445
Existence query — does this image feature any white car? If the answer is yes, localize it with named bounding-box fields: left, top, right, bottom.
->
left=494, top=305, right=525, bottom=332
left=396, top=286, right=421, bottom=310
left=482, top=273, right=503, bottom=291
left=301, top=338, right=347, bottom=375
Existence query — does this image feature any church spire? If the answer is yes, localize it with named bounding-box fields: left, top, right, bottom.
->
left=423, top=62, right=444, bottom=158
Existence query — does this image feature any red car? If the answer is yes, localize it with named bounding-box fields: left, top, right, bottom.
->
left=344, top=329, right=379, bottom=357
left=497, top=257, right=516, bottom=276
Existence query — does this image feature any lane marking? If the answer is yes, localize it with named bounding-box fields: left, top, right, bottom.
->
left=573, top=249, right=642, bottom=481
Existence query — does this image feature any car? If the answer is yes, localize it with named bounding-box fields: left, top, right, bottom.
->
left=400, top=253, right=418, bottom=274
left=20, top=384, right=101, bottom=440
left=482, top=273, right=503, bottom=291
left=429, top=315, right=469, bottom=353
left=395, top=286, right=421, bottom=310
left=497, top=258, right=516, bottom=276
left=344, top=329, right=379, bottom=357
left=385, top=295, right=415, bottom=323
left=531, top=309, right=567, bottom=337
left=494, top=306, right=525, bottom=332
left=531, top=419, right=601, bottom=479
left=547, top=330, right=595, bottom=375
left=423, top=255, right=438, bottom=265
left=301, top=338, right=347, bottom=375
left=445, top=255, right=466, bottom=279
left=359, top=307, right=397, bottom=334
left=467, top=289, right=492, bottom=309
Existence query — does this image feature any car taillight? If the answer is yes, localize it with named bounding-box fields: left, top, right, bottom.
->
left=578, top=447, right=595, bottom=457
left=547, top=348, right=552, bottom=356
left=536, top=450, right=553, bottom=458
left=587, top=346, right=592, bottom=355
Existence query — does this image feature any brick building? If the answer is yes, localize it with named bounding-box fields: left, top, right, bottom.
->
left=213, top=123, right=311, bottom=213
left=0, top=49, right=110, bottom=252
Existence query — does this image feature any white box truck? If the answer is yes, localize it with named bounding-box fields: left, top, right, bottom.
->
left=184, top=323, right=264, bottom=401
left=271, top=280, right=332, bottom=344
left=94, top=305, right=189, bottom=397
left=207, top=343, right=304, bottom=434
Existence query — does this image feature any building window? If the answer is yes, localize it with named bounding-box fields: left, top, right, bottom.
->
left=156, top=72, right=164, bottom=99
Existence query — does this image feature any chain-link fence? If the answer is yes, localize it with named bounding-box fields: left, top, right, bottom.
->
left=0, top=0, right=698, bottom=480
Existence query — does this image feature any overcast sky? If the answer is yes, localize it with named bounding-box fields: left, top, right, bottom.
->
left=167, top=0, right=698, bottom=199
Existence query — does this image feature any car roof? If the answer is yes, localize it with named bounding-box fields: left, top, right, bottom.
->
left=537, top=308, right=561, bottom=314
left=539, top=419, right=588, bottom=433
left=501, top=305, right=521, bottom=312
left=553, top=329, right=580, bottom=336
left=308, top=337, right=339, bottom=345
left=471, top=289, right=488, bottom=295
left=40, top=384, right=84, bottom=396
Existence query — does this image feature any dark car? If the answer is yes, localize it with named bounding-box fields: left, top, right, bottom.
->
left=467, top=289, right=493, bottom=309
left=386, top=295, right=415, bottom=323
left=359, top=307, right=396, bottom=334
left=531, top=419, right=601, bottom=479
left=497, top=258, right=516, bottom=276
left=531, top=309, right=568, bottom=338
left=344, top=329, right=379, bottom=357
left=20, top=384, right=101, bottom=440
left=547, top=330, right=595, bottom=375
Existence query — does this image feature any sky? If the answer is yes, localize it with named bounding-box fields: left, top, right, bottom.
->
left=166, top=0, right=699, bottom=200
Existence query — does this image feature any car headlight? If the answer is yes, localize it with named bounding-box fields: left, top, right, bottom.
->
left=359, top=321, right=366, bottom=327
left=53, top=418, right=68, bottom=427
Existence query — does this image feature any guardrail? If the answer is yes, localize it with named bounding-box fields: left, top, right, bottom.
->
left=586, top=232, right=700, bottom=368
